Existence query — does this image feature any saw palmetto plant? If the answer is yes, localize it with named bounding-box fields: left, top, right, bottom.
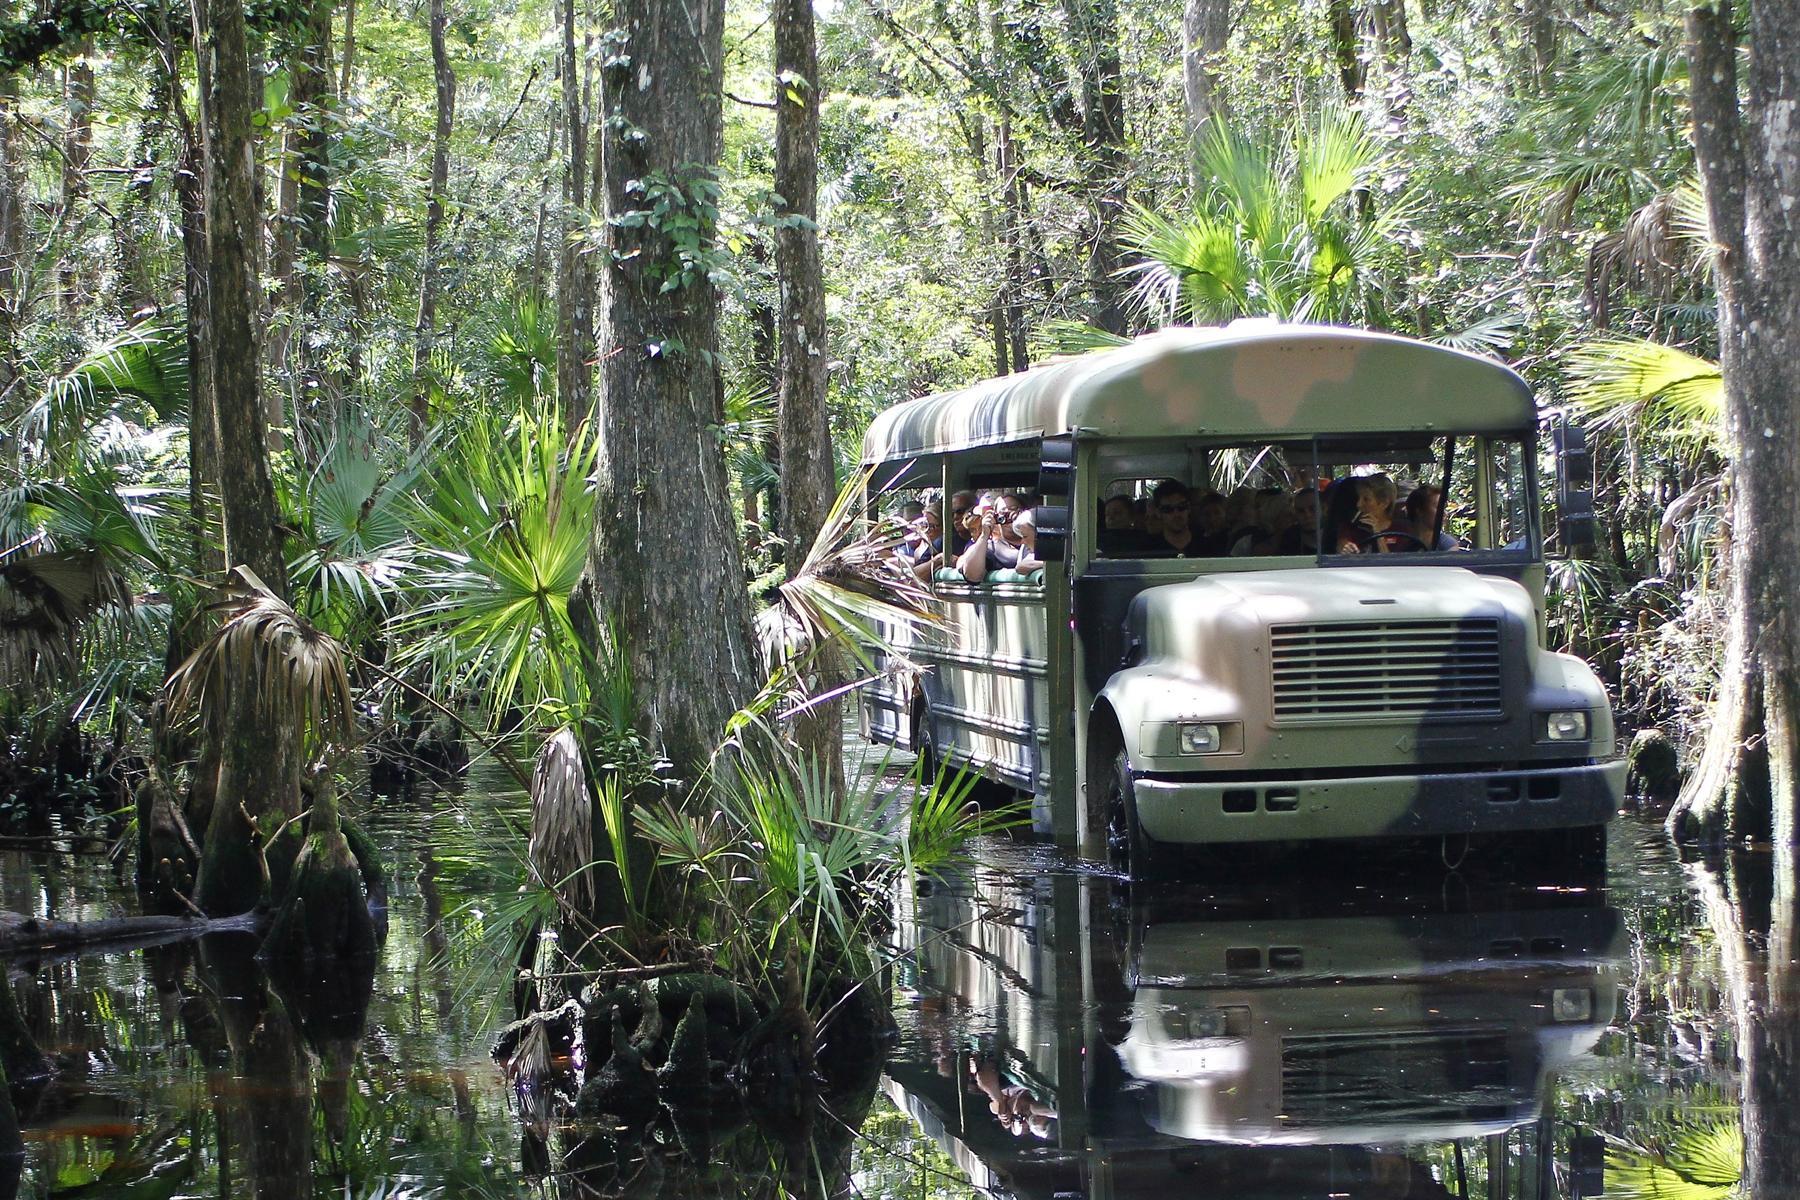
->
left=1123, top=102, right=1409, bottom=329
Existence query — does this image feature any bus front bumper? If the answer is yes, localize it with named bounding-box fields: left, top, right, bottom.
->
left=1133, top=759, right=1624, bottom=845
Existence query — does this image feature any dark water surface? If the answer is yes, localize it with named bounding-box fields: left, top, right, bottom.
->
left=0, top=787, right=1751, bottom=1197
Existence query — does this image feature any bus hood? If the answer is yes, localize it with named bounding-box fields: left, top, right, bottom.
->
left=1131, top=565, right=1540, bottom=639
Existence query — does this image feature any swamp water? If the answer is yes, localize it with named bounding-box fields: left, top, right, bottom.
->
left=0, top=787, right=1769, bottom=1198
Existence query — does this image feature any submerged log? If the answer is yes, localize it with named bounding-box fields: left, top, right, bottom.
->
left=0, top=909, right=260, bottom=955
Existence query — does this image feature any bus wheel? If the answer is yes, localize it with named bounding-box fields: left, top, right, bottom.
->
left=1103, top=748, right=1159, bottom=879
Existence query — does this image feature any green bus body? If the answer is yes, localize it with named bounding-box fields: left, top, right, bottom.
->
left=861, top=323, right=1625, bottom=861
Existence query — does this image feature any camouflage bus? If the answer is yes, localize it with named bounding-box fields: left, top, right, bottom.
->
left=860, top=322, right=1624, bottom=873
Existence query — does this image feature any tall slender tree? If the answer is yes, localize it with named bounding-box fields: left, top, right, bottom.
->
left=1671, top=0, right=1800, bottom=864
left=1181, top=0, right=1229, bottom=175
left=189, top=0, right=304, bottom=914
left=59, top=51, right=94, bottom=315
left=582, top=0, right=756, bottom=774
left=554, top=0, right=596, bottom=428
left=774, top=0, right=842, bottom=786
left=411, top=0, right=456, bottom=440
left=1060, top=0, right=1129, bottom=335
left=0, top=74, right=23, bottom=401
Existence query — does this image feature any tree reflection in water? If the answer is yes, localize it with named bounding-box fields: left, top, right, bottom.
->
left=1684, top=848, right=1800, bottom=1198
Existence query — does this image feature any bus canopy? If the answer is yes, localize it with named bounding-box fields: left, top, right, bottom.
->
left=860, top=322, right=1536, bottom=466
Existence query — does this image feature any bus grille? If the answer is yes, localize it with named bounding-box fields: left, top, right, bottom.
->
left=1269, top=619, right=1503, bottom=721
left=1279, top=1030, right=1516, bottom=1127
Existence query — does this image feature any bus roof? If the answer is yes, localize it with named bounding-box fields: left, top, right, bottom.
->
left=860, top=322, right=1536, bottom=465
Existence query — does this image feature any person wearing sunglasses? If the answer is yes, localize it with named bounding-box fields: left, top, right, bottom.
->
left=1142, top=479, right=1200, bottom=557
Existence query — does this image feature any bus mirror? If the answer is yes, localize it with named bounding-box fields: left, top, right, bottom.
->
left=1039, top=435, right=1075, bottom=499
left=1036, top=504, right=1070, bottom=563
left=1037, top=436, right=1075, bottom=563
left=1553, top=423, right=1597, bottom=550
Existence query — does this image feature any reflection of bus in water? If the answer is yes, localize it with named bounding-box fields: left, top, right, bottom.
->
left=860, top=324, right=1624, bottom=872
left=885, top=856, right=1623, bottom=1198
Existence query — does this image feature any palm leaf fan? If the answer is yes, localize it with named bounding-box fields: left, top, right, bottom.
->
left=1565, top=337, right=1722, bottom=444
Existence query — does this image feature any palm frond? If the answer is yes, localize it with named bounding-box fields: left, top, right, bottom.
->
left=1029, top=319, right=1133, bottom=360
left=1297, top=101, right=1381, bottom=221
left=529, top=725, right=595, bottom=918
left=1565, top=337, right=1722, bottom=443
left=396, top=406, right=598, bottom=727
left=1602, top=1119, right=1741, bottom=1200
left=1429, top=312, right=1521, bottom=356
left=1196, top=119, right=1286, bottom=247
left=165, top=566, right=354, bottom=747
left=1121, top=205, right=1252, bottom=325
left=758, top=464, right=939, bottom=676
left=23, top=322, right=189, bottom=457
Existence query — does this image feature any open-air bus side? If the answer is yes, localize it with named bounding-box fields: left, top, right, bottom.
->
left=860, top=323, right=1625, bottom=873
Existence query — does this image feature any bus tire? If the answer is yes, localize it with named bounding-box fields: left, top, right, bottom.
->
left=1103, top=748, right=1161, bottom=879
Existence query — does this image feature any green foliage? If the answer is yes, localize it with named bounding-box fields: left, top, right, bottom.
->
left=607, top=165, right=731, bottom=298
left=22, top=322, right=189, bottom=465
left=1604, top=1119, right=1742, bottom=1200
left=1566, top=337, right=1722, bottom=446
left=1124, top=103, right=1407, bottom=327
left=283, top=419, right=427, bottom=638
left=398, top=406, right=597, bottom=730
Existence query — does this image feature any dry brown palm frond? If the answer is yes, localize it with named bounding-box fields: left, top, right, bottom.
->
left=757, top=464, right=940, bottom=675
left=1585, top=183, right=1709, bottom=326
left=529, top=725, right=595, bottom=918
left=164, top=566, right=354, bottom=745
left=0, top=541, right=134, bottom=690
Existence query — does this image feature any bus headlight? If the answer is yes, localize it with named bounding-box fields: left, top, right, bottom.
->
left=1180, top=723, right=1223, bottom=754
left=1540, top=710, right=1589, bottom=742
left=1551, top=987, right=1594, bottom=1022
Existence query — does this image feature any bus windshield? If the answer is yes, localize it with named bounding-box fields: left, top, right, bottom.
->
left=1093, top=433, right=1535, bottom=560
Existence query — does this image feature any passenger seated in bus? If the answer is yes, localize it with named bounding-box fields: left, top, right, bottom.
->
left=1223, top=485, right=1260, bottom=547
left=1330, top=473, right=1403, bottom=552
left=1193, top=491, right=1232, bottom=555
left=1011, top=508, right=1045, bottom=574
left=1230, top=488, right=1295, bottom=556
left=1401, top=483, right=1462, bottom=550
left=949, top=491, right=978, bottom=555
left=1140, top=480, right=1203, bottom=557
left=954, top=493, right=1027, bottom=581
left=1098, top=494, right=1149, bottom=556
left=1279, top=485, right=1322, bottom=555
left=897, top=506, right=947, bottom=580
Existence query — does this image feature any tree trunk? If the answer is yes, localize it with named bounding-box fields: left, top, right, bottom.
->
left=338, top=0, right=356, bottom=95
left=1327, top=0, right=1364, bottom=101
left=1368, top=0, right=1413, bottom=131
left=189, top=0, right=304, bottom=915
left=1521, top=0, right=1556, bottom=90
left=583, top=0, right=756, bottom=775
left=0, top=1054, right=20, bottom=1179
left=773, top=0, right=835, bottom=565
left=0, top=74, right=24, bottom=403
left=554, top=0, right=596, bottom=429
left=292, top=0, right=335, bottom=425
left=59, top=52, right=94, bottom=316
left=116, top=80, right=166, bottom=318
left=1060, top=0, right=1129, bottom=335
left=410, top=0, right=455, bottom=442
left=996, top=117, right=1030, bottom=372
left=1669, top=0, right=1800, bottom=852
left=1180, top=0, right=1229, bottom=179
left=1687, top=856, right=1800, bottom=1197
left=773, top=0, right=843, bottom=791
